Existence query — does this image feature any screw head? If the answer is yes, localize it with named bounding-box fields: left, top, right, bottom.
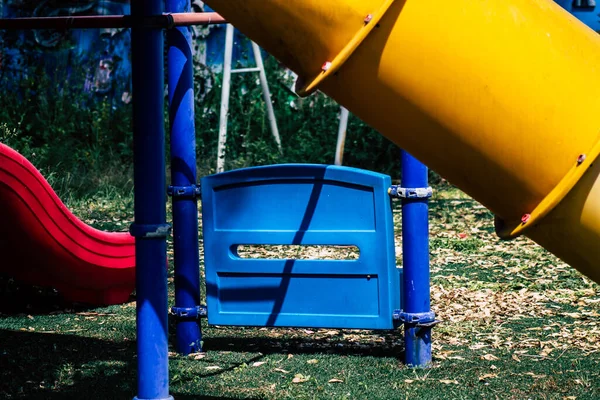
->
left=321, top=61, right=332, bottom=72
left=521, top=213, right=531, bottom=224
left=577, top=154, right=586, bottom=165
left=364, top=14, right=373, bottom=23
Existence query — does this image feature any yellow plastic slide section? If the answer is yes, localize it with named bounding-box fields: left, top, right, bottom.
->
left=204, top=0, right=600, bottom=283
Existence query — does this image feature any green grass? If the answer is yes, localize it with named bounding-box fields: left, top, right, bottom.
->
left=1, top=186, right=599, bottom=399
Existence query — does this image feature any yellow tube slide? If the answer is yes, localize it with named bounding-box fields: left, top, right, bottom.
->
left=204, top=0, right=600, bottom=283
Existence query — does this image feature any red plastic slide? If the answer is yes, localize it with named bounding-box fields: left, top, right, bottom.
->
left=0, top=143, right=136, bottom=305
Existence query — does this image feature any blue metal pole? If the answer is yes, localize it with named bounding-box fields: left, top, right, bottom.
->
left=130, top=0, right=172, bottom=398
left=166, top=0, right=202, bottom=355
left=400, top=150, right=435, bottom=367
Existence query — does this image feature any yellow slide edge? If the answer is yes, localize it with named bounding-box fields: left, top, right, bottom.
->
left=496, top=138, right=600, bottom=239
left=295, top=0, right=396, bottom=96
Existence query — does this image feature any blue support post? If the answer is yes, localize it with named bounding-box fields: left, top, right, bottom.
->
left=399, top=150, right=435, bottom=367
left=166, top=0, right=202, bottom=355
left=130, top=0, right=172, bottom=398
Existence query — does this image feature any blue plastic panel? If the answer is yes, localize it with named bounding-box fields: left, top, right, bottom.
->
left=201, top=164, right=401, bottom=329
left=555, top=1, right=600, bottom=32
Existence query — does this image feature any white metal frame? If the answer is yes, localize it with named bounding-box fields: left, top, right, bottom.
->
left=217, top=24, right=282, bottom=173
left=334, top=106, right=350, bottom=166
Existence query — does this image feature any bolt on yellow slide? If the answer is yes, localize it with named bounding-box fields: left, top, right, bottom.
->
left=204, top=0, right=600, bottom=283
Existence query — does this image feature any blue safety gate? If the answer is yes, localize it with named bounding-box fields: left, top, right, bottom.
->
left=200, top=164, right=402, bottom=329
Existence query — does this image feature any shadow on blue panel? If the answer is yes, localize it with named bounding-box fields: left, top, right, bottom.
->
left=226, top=173, right=323, bottom=328
left=201, top=164, right=402, bottom=330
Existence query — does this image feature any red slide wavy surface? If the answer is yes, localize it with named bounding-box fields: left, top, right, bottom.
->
left=0, top=144, right=135, bottom=305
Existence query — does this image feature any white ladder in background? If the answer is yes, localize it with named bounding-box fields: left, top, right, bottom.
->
left=334, top=106, right=350, bottom=166
left=217, top=24, right=282, bottom=173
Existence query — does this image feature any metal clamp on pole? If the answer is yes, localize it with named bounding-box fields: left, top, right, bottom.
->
left=170, top=305, right=207, bottom=320
left=393, top=310, right=440, bottom=327
left=388, top=185, right=433, bottom=199
left=129, top=223, right=172, bottom=239
left=167, top=184, right=201, bottom=199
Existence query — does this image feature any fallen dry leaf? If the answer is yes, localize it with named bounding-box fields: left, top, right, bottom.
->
left=274, top=368, right=290, bottom=374
left=439, top=379, right=459, bottom=384
left=252, top=361, right=266, bottom=367
left=292, top=374, right=310, bottom=384
left=525, top=372, right=546, bottom=379
left=481, top=354, right=499, bottom=361
left=478, top=373, right=498, bottom=381
left=328, top=378, right=344, bottom=383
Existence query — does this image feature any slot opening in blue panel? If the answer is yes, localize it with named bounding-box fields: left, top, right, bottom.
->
left=234, top=244, right=361, bottom=260
left=201, top=164, right=401, bottom=329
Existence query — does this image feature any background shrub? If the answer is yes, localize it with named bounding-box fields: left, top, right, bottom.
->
left=0, top=46, right=442, bottom=199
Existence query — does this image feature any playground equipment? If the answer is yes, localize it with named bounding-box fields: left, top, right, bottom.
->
left=200, top=159, right=432, bottom=363
left=204, top=0, right=600, bottom=285
left=216, top=23, right=282, bottom=173
left=201, top=164, right=402, bottom=329
left=0, top=143, right=135, bottom=305
left=1, top=0, right=600, bottom=399
left=1, top=4, right=433, bottom=398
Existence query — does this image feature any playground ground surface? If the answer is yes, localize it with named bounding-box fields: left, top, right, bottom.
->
left=0, top=185, right=599, bottom=399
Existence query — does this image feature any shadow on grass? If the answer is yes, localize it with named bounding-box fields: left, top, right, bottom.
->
left=0, top=329, right=255, bottom=400
left=0, top=329, right=136, bottom=399
left=0, top=275, right=97, bottom=316
left=172, top=397, right=260, bottom=400
left=203, top=332, right=405, bottom=358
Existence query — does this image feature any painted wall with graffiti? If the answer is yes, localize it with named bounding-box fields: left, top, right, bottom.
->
left=0, top=0, right=257, bottom=105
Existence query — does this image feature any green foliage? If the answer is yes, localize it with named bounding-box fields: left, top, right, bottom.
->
left=0, top=41, right=441, bottom=199
left=0, top=63, right=134, bottom=198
